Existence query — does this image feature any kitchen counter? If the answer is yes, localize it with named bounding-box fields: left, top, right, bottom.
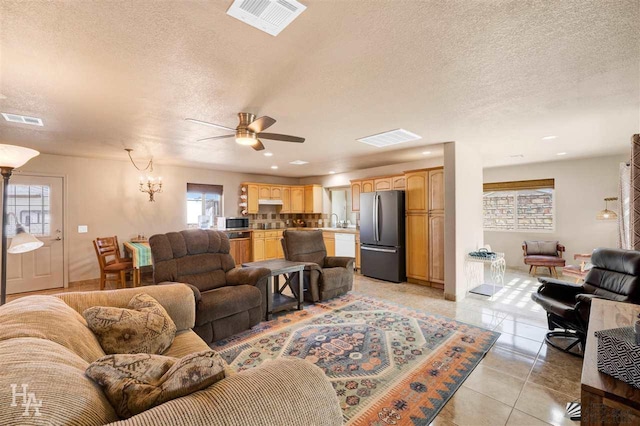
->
left=286, top=227, right=359, bottom=234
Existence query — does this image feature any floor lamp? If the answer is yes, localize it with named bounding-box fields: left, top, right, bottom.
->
left=0, top=144, right=41, bottom=305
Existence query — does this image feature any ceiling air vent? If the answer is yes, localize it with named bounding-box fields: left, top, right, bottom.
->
left=1, top=113, right=44, bottom=126
left=227, top=0, right=306, bottom=36
left=357, top=129, right=421, bottom=148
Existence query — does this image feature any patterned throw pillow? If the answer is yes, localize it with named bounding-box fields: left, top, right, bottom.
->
left=83, top=293, right=177, bottom=355
left=86, top=350, right=227, bottom=418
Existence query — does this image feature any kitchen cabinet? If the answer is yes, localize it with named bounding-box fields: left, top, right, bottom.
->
left=252, top=231, right=265, bottom=261
left=351, top=181, right=362, bottom=212
left=374, top=178, right=392, bottom=191
left=322, top=232, right=335, bottom=257
left=247, top=184, right=259, bottom=214
left=281, top=186, right=291, bottom=213
left=258, top=185, right=271, bottom=199
left=405, top=170, right=427, bottom=212
left=361, top=180, right=374, bottom=193
left=271, top=186, right=283, bottom=200
left=428, top=169, right=445, bottom=213
left=230, top=238, right=251, bottom=266
left=428, top=213, right=445, bottom=286
left=291, top=187, right=304, bottom=213
left=304, top=185, right=323, bottom=214
left=406, top=213, right=428, bottom=281
left=392, top=176, right=406, bottom=190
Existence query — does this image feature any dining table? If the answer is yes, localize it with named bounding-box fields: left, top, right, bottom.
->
left=123, top=240, right=153, bottom=287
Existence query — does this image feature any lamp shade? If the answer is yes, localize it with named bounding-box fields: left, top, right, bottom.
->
left=0, top=144, right=40, bottom=169
left=8, top=226, right=44, bottom=254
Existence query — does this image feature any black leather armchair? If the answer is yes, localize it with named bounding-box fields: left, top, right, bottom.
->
left=531, top=248, right=640, bottom=356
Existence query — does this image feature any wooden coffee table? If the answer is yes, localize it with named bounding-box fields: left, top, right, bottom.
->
left=242, top=259, right=306, bottom=320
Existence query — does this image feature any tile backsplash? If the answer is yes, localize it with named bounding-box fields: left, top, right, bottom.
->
left=247, top=205, right=329, bottom=229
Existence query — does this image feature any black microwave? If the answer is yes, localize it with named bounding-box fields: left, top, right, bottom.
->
left=216, top=217, right=249, bottom=230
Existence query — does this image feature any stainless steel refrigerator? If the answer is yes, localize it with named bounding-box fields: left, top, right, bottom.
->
left=360, top=190, right=406, bottom=283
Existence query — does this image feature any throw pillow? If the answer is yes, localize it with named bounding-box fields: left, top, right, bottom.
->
left=83, top=293, right=177, bottom=355
left=86, top=350, right=226, bottom=418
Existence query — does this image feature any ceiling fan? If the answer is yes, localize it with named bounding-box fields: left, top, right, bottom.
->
left=186, top=113, right=305, bottom=151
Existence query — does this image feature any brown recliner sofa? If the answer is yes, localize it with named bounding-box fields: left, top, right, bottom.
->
left=281, top=230, right=354, bottom=302
left=149, top=229, right=270, bottom=343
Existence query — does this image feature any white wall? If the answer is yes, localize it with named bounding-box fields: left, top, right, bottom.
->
left=15, top=154, right=298, bottom=283
left=483, top=155, right=626, bottom=269
left=444, top=142, right=484, bottom=301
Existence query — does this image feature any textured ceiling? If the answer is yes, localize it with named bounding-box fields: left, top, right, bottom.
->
left=0, top=0, right=638, bottom=177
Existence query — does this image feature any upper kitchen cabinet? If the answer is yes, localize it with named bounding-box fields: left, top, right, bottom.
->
left=392, top=176, right=406, bottom=190
left=428, top=169, right=444, bottom=213
left=350, top=181, right=362, bottom=212
left=258, top=185, right=271, bottom=199
left=291, top=186, right=305, bottom=213
left=271, top=186, right=283, bottom=200
left=304, top=185, right=323, bottom=214
left=280, top=186, right=291, bottom=213
left=247, top=184, right=259, bottom=214
left=374, top=178, right=392, bottom=191
left=361, top=180, right=374, bottom=193
left=405, top=170, right=428, bottom=212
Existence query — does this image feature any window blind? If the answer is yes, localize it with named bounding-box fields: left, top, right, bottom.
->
left=187, top=183, right=223, bottom=195
left=483, top=179, right=554, bottom=192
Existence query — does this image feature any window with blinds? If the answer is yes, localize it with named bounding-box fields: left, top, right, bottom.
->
left=483, top=179, right=555, bottom=232
left=186, top=183, right=223, bottom=228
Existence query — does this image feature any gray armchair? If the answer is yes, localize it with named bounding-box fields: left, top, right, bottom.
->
left=149, top=229, right=270, bottom=343
left=281, top=230, right=354, bottom=302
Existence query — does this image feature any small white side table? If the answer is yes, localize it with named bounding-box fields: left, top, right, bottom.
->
left=464, top=252, right=506, bottom=297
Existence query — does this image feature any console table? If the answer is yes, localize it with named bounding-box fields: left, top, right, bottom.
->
left=242, top=259, right=306, bottom=320
left=581, top=299, right=640, bottom=425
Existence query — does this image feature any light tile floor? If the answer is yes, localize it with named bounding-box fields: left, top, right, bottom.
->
left=8, top=268, right=580, bottom=426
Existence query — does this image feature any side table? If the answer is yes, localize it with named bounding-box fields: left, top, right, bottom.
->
left=464, top=252, right=506, bottom=297
left=242, top=259, right=306, bottom=320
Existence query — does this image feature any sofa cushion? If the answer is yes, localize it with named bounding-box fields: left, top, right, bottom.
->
left=86, top=350, right=226, bottom=418
left=0, top=337, right=118, bottom=424
left=524, top=255, right=566, bottom=267
left=84, top=293, right=177, bottom=355
left=525, top=241, right=558, bottom=256
left=320, top=267, right=348, bottom=291
left=164, top=330, right=211, bottom=358
left=196, top=285, right=262, bottom=326
left=283, top=230, right=327, bottom=266
left=0, top=295, right=105, bottom=363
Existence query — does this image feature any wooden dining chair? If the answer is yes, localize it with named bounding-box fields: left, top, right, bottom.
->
left=93, top=236, right=134, bottom=290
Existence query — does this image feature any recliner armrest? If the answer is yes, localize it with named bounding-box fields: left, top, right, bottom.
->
left=537, top=277, right=584, bottom=299
left=158, top=281, right=202, bottom=303
left=226, top=267, right=271, bottom=287
left=574, top=293, right=607, bottom=324
left=324, top=256, right=355, bottom=269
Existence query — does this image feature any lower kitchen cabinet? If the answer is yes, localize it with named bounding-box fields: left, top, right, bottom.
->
left=253, top=230, right=284, bottom=261
left=406, top=213, right=428, bottom=282
left=229, top=238, right=251, bottom=266
left=251, top=231, right=265, bottom=261
left=322, top=232, right=336, bottom=257
left=355, top=234, right=361, bottom=270
left=428, top=214, right=445, bottom=286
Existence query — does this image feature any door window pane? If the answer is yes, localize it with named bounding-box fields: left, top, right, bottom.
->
left=5, top=184, right=51, bottom=237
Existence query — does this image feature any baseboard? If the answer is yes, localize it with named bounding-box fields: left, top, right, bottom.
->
left=407, top=278, right=444, bottom=289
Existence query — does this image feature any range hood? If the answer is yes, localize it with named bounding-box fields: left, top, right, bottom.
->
left=258, top=199, right=283, bottom=205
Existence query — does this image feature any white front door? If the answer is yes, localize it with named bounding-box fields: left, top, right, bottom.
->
left=6, top=175, right=64, bottom=294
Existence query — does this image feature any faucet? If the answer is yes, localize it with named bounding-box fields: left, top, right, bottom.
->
left=331, top=213, right=339, bottom=228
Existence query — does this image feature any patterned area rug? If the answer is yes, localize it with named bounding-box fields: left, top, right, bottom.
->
left=212, top=293, right=500, bottom=425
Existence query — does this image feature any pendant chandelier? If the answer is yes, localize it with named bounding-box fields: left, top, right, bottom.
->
left=125, top=149, right=162, bottom=202
left=596, top=197, right=618, bottom=220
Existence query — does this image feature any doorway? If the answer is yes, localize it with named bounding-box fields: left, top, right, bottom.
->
left=5, top=175, right=64, bottom=294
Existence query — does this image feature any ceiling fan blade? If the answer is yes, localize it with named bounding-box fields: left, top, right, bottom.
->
left=257, top=133, right=305, bottom=143
left=185, top=118, right=236, bottom=132
left=248, top=116, right=276, bottom=133
left=197, top=134, right=235, bottom=142
left=251, top=139, right=266, bottom=151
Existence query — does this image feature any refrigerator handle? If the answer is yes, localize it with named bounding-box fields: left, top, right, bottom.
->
left=374, top=193, right=379, bottom=241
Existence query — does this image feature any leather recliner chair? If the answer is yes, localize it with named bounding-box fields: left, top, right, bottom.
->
left=531, top=247, right=640, bottom=356
left=281, top=230, right=354, bottom=302
left=149, top=229, right=271, bottom=343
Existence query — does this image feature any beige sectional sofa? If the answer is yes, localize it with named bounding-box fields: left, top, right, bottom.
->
left=0, top=284, right=343, bottom=425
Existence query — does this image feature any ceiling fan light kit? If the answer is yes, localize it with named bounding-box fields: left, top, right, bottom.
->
left=187, top=112, right=305, bottom=153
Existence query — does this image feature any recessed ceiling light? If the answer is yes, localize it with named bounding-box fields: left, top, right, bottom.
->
left=329, top=171, right=336, bottom=174
left=357, top=129, right=422, bottom=147
left=422, top=151, right=432, bottom=155
left=271, top=165, right=278, bottom=169
left=1, top=112, right=43, bottom=126
left=289, top=160, right=308, bottom=165
left=556, top=152, right=567, bottom=156
left=263, top=152, right=273, bottom=157
left=542, top=135, right=557, bottom=140
left=509, top=154, right=524, bottom=158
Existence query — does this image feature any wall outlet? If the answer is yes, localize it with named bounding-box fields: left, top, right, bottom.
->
left=78, top=225, right=88, bottom=233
